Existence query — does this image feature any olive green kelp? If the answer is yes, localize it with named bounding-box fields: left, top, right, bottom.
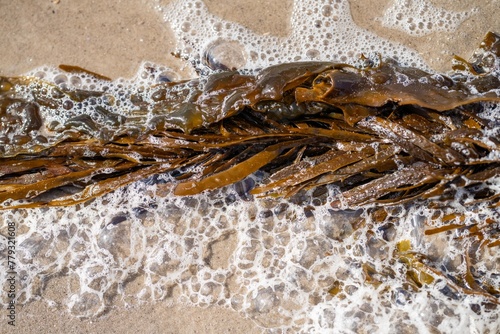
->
left=0, top=32, right=499, bottom=210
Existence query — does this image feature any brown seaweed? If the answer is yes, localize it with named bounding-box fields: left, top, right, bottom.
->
left=0, top=32, right=499, bottom=212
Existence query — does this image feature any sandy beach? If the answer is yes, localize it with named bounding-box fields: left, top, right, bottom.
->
left=1, top=0, right=499, bottom=333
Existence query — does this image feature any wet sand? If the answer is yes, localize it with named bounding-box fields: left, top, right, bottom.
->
left=0, top=0, right=499, bottom=333
left=15, top=302, right=261, bottom=334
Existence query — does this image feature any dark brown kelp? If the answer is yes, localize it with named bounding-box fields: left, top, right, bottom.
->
left=0, top=32, right=499, bottom=211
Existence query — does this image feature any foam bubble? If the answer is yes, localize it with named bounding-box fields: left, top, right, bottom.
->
left=382, top=0, right=478, bottom=37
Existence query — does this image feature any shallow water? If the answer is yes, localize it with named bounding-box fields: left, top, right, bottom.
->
left=0, top=0, right=499, bottom=333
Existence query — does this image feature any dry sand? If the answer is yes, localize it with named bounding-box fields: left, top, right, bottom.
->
left=0, top=0, right=499, bottom=333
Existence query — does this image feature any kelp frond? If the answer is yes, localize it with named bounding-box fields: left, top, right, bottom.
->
left=0, top=33, right=499, bottom=211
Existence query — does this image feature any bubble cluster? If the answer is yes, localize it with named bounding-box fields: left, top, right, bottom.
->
left=382, top=0, right=477, bottom=37
left=160, top=0, right=428, bottom=73
left=0, top=62, right=189, bottom=157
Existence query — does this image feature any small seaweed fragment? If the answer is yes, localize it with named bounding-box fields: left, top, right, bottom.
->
left=0, top=32, right=498, bottom=212
left=394, top=239, right=499, bottom=304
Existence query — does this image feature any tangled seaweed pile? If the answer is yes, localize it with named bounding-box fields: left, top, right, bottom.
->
left=0, top=33, right=499, bottom=211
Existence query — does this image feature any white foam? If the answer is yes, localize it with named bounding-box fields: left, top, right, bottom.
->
left=382, top=0, right=477, bottom=37
left=160, top=0, right=429, bottom=72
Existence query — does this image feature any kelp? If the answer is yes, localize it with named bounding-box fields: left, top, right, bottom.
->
left=0, top=33, right=499, bottom=210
